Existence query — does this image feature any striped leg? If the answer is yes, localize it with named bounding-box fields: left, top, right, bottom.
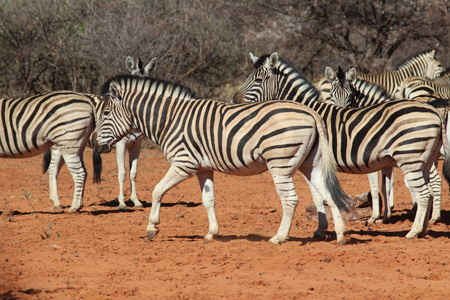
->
left=381, top=167, right=394, bottom=223
left=301, top=166, right=347, bottom=245
left=59, top=151, right=87, bottom=213
left=146, top=164, right=193, bottom=239
left=367, top=172, right=381, bottom=223
left=197, top=171, right=219, bottom=240
left=127, top=138, right=143, bottom=208
left=429, top=163, right=442, bottom=224
left=268, top=173, right=298, bottom=244
left=48, top=147, right=65, bottom=210
left=115, top=139, right=128, bottom=210
left=403, top=169, right=432, bottom=239
left=304, top=179, right=328, bottom=238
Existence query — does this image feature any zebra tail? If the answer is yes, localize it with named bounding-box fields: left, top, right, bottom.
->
left=441, top=111, right=450, bottom=184
left=42, top=150, right=51, bottom=174
left=93, top=150, right=102, bottom=184
left=312, top=111, right=352, bottom=212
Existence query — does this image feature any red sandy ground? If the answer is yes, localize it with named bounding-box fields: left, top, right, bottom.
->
left=1, top=146, right=450, bottom=299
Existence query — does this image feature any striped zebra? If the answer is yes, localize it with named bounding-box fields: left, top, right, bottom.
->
left=233, top=52, right=450, bottom=239
left=396, top=71, right=450, bottom=100
left=316, top=49, right=444, bottom=102
left=0, top=91, right=99, bottom=213
left=91, top=75, right=352, bottom=245
left=44, top=56, right=157, bottom=210
left=325, top=66, right=445, bottom=224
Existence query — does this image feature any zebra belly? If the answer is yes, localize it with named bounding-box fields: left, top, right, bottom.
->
left=0, top=141, right=53, bottom=159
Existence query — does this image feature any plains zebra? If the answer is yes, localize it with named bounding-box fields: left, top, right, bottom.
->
left=396, top=73, right=450, bottom=100
left=233, top=52, right=450, bottom=239
left=0, top=91, right=99, bottom=213
left=44, top=56, right=157, bottom=210
left=316, top=49, right=444, bottom=102
left=325, top=66, right=444, bottom=224
left=91, top=75, right=351, bottom=245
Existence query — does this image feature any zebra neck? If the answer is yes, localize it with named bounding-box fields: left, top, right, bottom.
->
left=274, top=68, right=321, bottom=104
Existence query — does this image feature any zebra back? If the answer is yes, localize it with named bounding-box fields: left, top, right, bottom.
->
left=398, top=75, right=450, bottom=100
left=317, top=49, right=444, bottom=102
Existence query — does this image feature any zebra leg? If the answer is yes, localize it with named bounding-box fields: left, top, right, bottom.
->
left=428, top=163, right=442, bottom=224
left=381, top=167, right=394, bottom=223
left=301, top=167, right=347, bottom=245
left=304, top=178, right=328, bottom=239
left=60, top=151, right=87, bottom=213
left=128, top=137, right=143, bottom=208
left=367, top=172, right=381, bottom=224
left=197, top=171, right=219, bottom=241
left=48, top=147, right=65, bottom=210
left=268, top=173, right=298, bottom=245
left=403, top=170, right=432, bottom=239
left=404, top=177, right=417, bottom=210
left=115, top=139, right=128, bottom=210
left=147, top=165, right=193, bottom=240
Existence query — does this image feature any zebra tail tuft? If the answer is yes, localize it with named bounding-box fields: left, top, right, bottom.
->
left=93, top=150, right=102, bottom=184
left=42, top=150, right=51, bottom=174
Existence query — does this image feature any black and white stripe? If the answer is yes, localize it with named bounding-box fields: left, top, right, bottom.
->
left=0, top=91, right=98, bottom=213
left=233, top=52, right=450, bottom=240
left=91, top=75, right=351, bottom=244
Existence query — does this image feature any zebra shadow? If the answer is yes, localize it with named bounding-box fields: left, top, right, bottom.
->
left=93, top=199, right=201, bottom=209
left=168, top=233, right=370, bottom=245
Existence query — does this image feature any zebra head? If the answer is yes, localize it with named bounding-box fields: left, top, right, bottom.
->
left=91, top=80, right=134, bottom=154
left=125, top=56, right=157, bottom=76
left=232, top=52, right=279, bottom=104
left=396, top=49, right=444, bottom=79
left=325, top=66, right=357, bottom=107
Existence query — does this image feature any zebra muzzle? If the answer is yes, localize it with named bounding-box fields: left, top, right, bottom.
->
left=90, top=133, right=112, bottom=154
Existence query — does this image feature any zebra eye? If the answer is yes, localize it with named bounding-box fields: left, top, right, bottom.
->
left=102, top=109, right=110, bottom=117
left=254, top=78, right=263, bottom=84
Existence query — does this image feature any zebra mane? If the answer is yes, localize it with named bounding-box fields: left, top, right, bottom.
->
left=394, top=49, right=435, bottom=71
left=253, top=54, right=271, bottom=68
left=336, top=67, right=346, bottom=87
left=100, top=74, right=196, bottom=99
left=353, top=77, right=391, bottom=101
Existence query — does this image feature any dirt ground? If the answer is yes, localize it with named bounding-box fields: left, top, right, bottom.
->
left=1, top=146, right=450, bottom=300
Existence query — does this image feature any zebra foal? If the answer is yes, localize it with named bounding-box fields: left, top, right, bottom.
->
left=91, top=75, right=351, bottom=244
left=233, top=52, right=450, bottom=239
left=0, top=91, right=98, bottom=213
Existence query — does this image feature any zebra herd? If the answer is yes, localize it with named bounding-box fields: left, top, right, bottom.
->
left=2, top=49, right=450, bottom=245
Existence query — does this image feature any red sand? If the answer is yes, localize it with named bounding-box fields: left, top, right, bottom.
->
left=1, top=147, right=450, bottom=299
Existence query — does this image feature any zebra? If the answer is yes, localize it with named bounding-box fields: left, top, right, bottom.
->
left=325, top=66, right=445, bottom=224
left=233, top=52, right=450, bottom=239
left=44, top=56, right=157, bottom=210
left=0, top=91, right=99, bottom=213
left=316, top=49, right=444, bottom=102
left=396, top=72, right=450, bottom=100
left=90, top=75, right=352, bottom=245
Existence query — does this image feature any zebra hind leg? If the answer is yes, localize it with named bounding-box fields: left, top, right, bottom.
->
left=197, top=171, right=219, bottom=241
left=47, top=147, right=65, bottom=210
left=304, top=179, right=328, bottom=239
left=128, top=139, right=144, bottom=208
left=367, top=172, right=382, bottom=224
left=60, top=151, right=87, bottom=213
left=428, top=163, right=442, bottom=224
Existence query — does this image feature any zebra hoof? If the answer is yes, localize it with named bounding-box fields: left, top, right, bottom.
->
left=54, top=206, right=63, bottom=211
left=68, top=207, right=80, bottom=213
left=134, top=204, right=144, bottom=209
left=430, top=217, right=440, bottom=225
left=337, top=236, right=349, bottom=246
left=147, top=229, right=159, bottom=240
left=118, top=206, right=127, bottom=211
left=405, top=231, right=417, bottom=240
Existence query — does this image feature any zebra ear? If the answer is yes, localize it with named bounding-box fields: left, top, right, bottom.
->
left=430, top=49, right=436, bottom=58
left=125, top=56, right=135, bottom=73
left=144, top=57, right=157, bottom=75
left=265, top=52, right=279, bottom=70
left=325, top=67, right=335, bottom=82
left=249, top=52, right=258, bottom=64
left=346, top=68, right=357, bottom=82
left=109, top=81, right=123, bottom=103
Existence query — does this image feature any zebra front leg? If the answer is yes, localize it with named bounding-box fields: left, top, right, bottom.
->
left=304, top=178, right=328, bottom=239
left=47, top=147, right=65, bottom=210
left=428, top=163, right=442, bottom=224
left=60, top=152, right=87, bottom=213
left=197, top=171, right=219, bottom=241
left=128, top=139, right=143, bottom=208
left=147, top=164, right=193, bottom=240
left=268, top=174, right=298, bottom=245
left=115, top=139, right=128, bottom=210
left=367, top=172, right=381, bottom=224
